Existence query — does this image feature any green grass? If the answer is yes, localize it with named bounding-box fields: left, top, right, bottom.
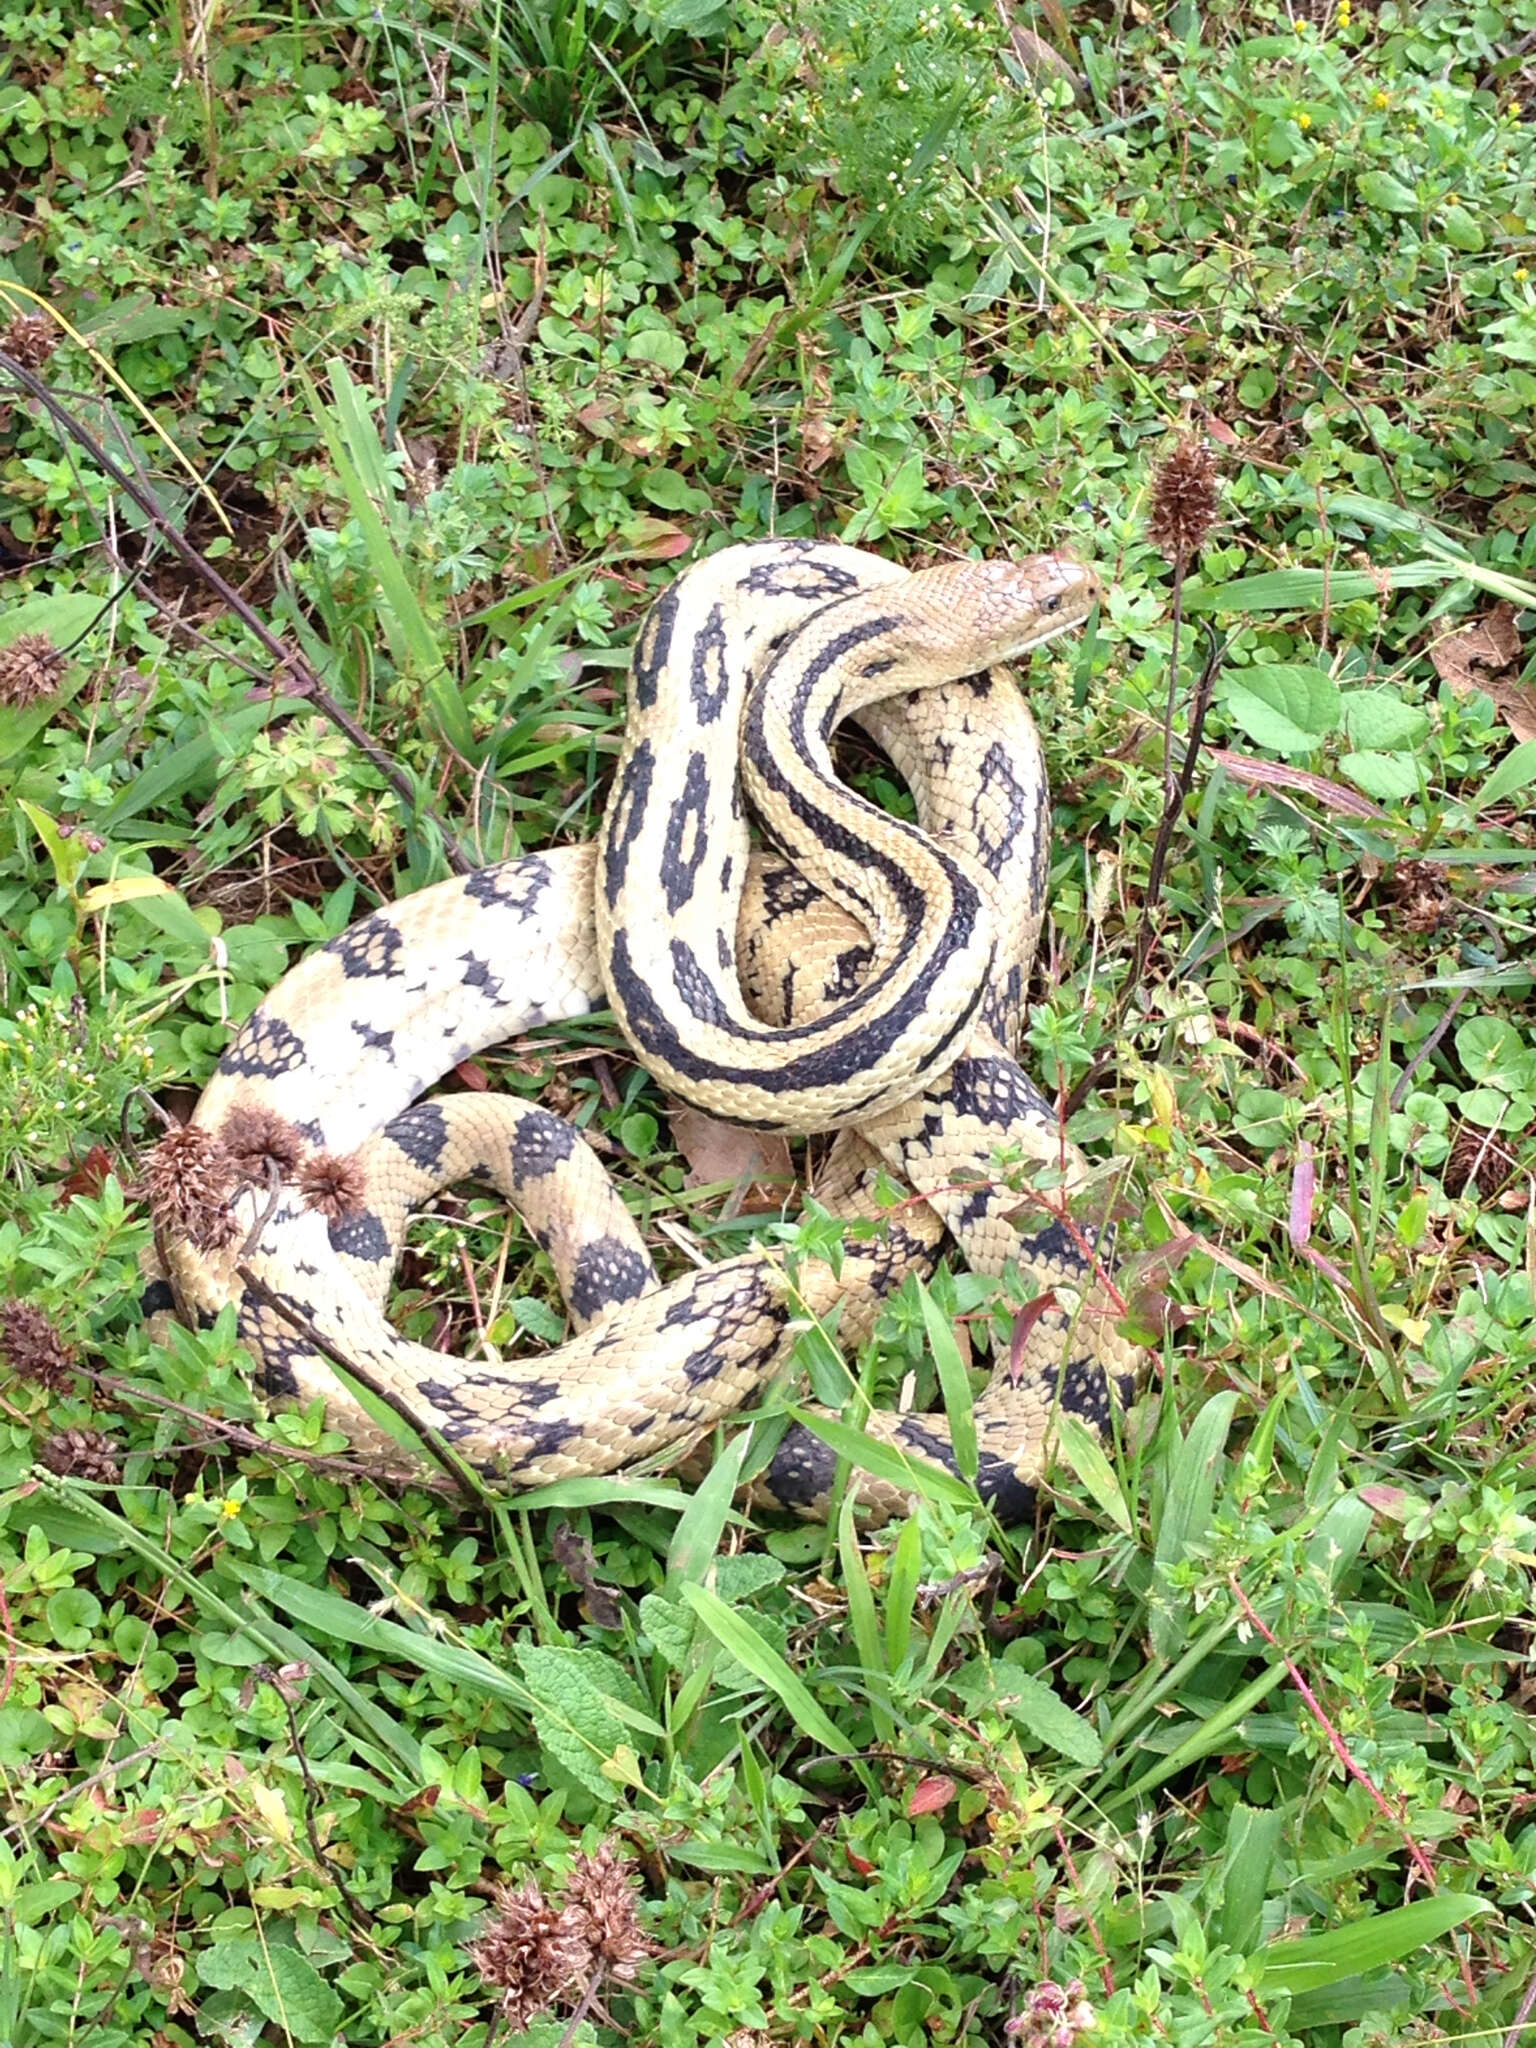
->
left=3, top=0, right=1536, bottom=2042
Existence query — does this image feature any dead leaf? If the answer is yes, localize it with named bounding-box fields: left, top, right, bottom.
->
left=1209, top=747, right=1388, bottom=819
left=1430, top=603, right=1533, bottom=742
left=1006, top=24, right=1084, bottom=100
left=670, top=1106, right=794, bottom=1214
left=551, top=1523, right=624, bottom=1628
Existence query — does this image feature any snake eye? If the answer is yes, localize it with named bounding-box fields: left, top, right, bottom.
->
left=1042, top=594, right=1063, bottom=613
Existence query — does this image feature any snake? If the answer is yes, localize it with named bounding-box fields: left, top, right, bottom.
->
left=143, top=539, right=1143, bottom=1522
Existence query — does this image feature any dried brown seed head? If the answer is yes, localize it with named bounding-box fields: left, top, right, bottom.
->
left=0, top=1298, right=78, bottom=1391
left=39, top=1426, right=122, bottom=1484
left=467, top=1881, right=587, bottom=2032
left=0, top=633, right=66, bottom=710
left=1, top=312, right=59, bottom=368
left=561, top=1844, right=655, bottom=1983
left=220, top=1105, right=307, bottom=1181
left=298, top=1151, right=367, bottom=1221
left=1147, top=438, right=1220, bottom=565
left=143, top=1124, right=241, bottom=1252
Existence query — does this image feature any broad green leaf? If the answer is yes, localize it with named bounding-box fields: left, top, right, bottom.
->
left=785, top=1407, right=978, bottom=1510
left=196, top=1938, right=341, bottom=2043
left=1441, top=203, right=1484, bottom=252
left=994, top=1667, right=1103, bottom=1767
left=682, top=1584, right=847, bottom=1753
left=1218, top=1803, right=1284, bottom=1954
left=1222, top=666, right=1341, bottom=754
left=1258, top=1895, right=1493, bottom=1995
left=1054, top=1410, right=1133, bottom=1536
left=1356, top=169, right=1418, bottom=212
left=516, top=1644, right=656, bottom=1802
left=1338, top=690, right=1430, bottom=750
left=1337, top=751, right=1420, bottom=801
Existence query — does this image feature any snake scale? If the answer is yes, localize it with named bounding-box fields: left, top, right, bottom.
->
left=146, top=539, right=1143, bottom=1522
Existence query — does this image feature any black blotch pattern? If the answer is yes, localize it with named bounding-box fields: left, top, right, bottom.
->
left=631, top=582, right=681, bottom=710
left=512, top=1112, right=578, bottom=1186
left=974, top=740, right=1034, bottom=880
left=948, top=1055, right=1041, bottom=1132
left=328, top=1210, right=393, bottom=1264
left=661, top=750, right=711, bottom=914
left=740, top=556, right=862, bottom=601
left=689, top=602, right=731, bottom=724
left=569, top=1236, right=654, bottom=1321
left=602, top=739, right=654, bottom=908
left=822, top=943, right=873, bottom=1003
left=464, top=856, right=552, bottom=919
left=140, top=1277, right=175, bottom=1318
left=764, top=1424, right=838, bottom=1509
left=758, top=863, right=819, bottom=920
left=221, top=1014, right=307, bottom=1080
left=351, top=1020, right=396, bottom=1060
left=326, top=916, right=404, bottom=980
left=389, top=1102, right=451, bottom=1173
left=669, top=937, right=729, bottom=1028
left=965, top=672, right=993, bottom=698
left=459, top=952, right=504, bottom=1003
left=717, top=929, right=733, bottom=971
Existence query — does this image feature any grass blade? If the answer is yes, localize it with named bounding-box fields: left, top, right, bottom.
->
left=682, top=1584, right=847, bottom=1754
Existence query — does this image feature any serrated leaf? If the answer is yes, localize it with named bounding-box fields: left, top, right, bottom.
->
left=1338, top=750, right=1421, bottom=800
left=1223, top=665, right=1341, bottom=754
left=197, top=1938, right=341, bottom=2044
left=515, top=1645, right=635, bottom=1803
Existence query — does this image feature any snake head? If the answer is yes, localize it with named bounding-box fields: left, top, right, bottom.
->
left=880, top=553, right=1103, bottom=679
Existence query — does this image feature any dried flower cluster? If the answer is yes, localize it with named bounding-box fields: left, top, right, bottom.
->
left=40, top=1427, right=122, bottom=1483
left=1146, top=437, right=1220, bottom=564
left=0, top=632, right=66, bottom=710
left=0, top=1298, right=78, bottom=1391
left=142, top=1125, right=241, bottom=1253
left=1006, top=1978, right=1097, bottom=2047
left=469, top=1845, right=655, bottom=2032
left=297, top=1150, right=367, bottom=1221
left=219, top=1105, right=306, bottom=1181
left=1, top=311, right=59, bottom=368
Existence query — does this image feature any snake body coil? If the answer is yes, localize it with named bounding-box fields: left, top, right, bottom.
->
left=148, top=540, right=1141, bottom=1521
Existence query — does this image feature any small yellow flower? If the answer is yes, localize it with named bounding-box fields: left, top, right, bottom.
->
left=1373, top=90, right=1391, bottom=108
left=217, top=1496, right=243, bottom=1520
left=1517, top=267, right=1530, bottom=282
left=1297, top=111, right=1312, bottom=128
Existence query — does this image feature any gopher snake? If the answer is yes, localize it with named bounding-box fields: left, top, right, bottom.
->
left=146, top=540, right=1142, bottom=1520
